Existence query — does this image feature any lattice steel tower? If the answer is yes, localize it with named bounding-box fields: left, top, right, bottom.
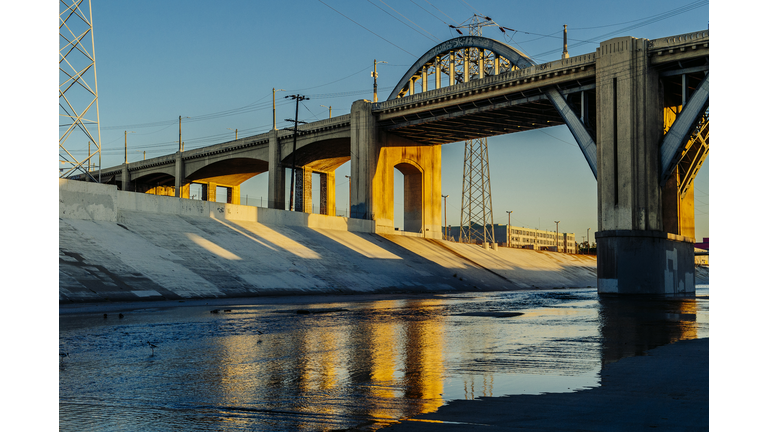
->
left=59, top=0, right=102, bottom=181
left=457, top=15, right=495, bottom=245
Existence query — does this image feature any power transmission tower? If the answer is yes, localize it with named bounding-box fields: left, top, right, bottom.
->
left=59, top=0, right=102, bottom=181
left=456, top=16, right=495, bottom=245
left=459, top=137, right=495, bottom=245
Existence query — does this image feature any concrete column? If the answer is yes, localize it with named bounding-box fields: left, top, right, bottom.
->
left=435, top=56, right=441, bottom=89
left=295, top=166, right=312, bottom=213
left=319, top=171, right=336, bottom=216
left=174, top=152, right=184, bottom=198
left=350, top=100, right=377, bottom=220
left=268, top=129, right=285, bottom=209
left=206, top=182, right=217, bottom=202
left=121, top=164, right=132, bottom=192
left=449, top=51, right=456, bottom=86
left=478, top=49, right=485, bottom=79
left=227, top=185, right=240, bottom=205
left=422, top=66, right=428, bottom=93
left=463, top=48, right=470, bottom=83
left=661, top=89, right=696, bottom=239
left=595, top=36, right=694, bottom=295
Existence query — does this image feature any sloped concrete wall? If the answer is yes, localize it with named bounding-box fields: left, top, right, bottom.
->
left=59, top=180, right=598, bottom=303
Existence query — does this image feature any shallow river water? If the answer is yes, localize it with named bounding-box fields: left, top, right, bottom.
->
left=59, top=286, right=708, bottom=431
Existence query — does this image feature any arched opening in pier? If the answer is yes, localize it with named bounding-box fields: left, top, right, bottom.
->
left=394, top=162, right=423, bottom=233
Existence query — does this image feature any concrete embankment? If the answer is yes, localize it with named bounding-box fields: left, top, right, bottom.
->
left=59, top=179, right=600, bottom=303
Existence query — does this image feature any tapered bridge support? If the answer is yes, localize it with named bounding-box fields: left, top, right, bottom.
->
left=595, top=36, right=695, bottom=295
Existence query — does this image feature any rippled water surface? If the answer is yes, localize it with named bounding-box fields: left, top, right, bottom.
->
left=59, top=287, right=708, bottom=431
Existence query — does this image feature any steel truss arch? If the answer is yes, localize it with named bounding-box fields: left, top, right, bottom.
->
left=387, top=36, right=535, bottom=101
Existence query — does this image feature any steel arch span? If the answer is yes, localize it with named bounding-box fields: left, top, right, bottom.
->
left=387, top=36, right=535, bottom=100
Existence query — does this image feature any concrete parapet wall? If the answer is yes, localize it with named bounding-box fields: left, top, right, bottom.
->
left=61, top=179, right=374, bottom=233
left=59, top=179, right=118, bottom=222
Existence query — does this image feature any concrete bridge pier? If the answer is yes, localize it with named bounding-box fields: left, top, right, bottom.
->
left=294, top=167, right=337, bottom=215
left=174, top=151, right=184, bottom=198
left=121, top=164, right=132, bottom=192
left=350, top=100, right=442, bottom=238
left=268, top=129, right=286, bottom=210
left=595, top=36, right=695, bottom=295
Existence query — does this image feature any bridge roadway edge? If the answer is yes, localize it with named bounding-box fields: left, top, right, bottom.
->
left=59, top=179, right=608, bottom=304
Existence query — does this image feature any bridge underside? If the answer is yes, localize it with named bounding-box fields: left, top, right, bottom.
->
left=379, top=82, right=595, bottom=146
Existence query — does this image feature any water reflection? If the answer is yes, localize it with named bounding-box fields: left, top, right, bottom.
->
left=599, top=294, right=706, bottom=366
left=59, top=288, right=708, bottom=431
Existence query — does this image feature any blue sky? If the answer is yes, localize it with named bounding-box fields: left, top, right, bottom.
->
left=58, top=0, right=709, bottom=241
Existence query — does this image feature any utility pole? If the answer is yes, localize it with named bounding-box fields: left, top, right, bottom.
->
left=372, top=59, right=386, bottom=102
left=178, top=116, right=189, bottom=152
left=124, top=131, right=134, bottom=164
left=555, top=221, right=560, bottom=252
left=506, top=210, right=513, bottom=247
left=285, top=94, right=309, bottom=211
left=273, top=88, right=285, bottom=130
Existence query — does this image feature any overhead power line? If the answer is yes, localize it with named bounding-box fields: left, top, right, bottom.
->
left=317, top=0, right=416, bottom=57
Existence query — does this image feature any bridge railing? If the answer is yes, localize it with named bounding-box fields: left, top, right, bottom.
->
left=649, top=30, right=709, bottom=49
left=374, top=52, right=596, bottom=111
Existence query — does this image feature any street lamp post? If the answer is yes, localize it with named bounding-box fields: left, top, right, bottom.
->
left=345, top=175, right=351, bottom=217
left=587, top=228, right=590, bottom=253
left=554, top=220, right=560, bottom=252
left=506, top=211, right=513, bottom=247
left=442, top=195, right=449, bottom=240
left=227, top=128, right=238, bottom=140
left=321, top=105, right=332, bottom=119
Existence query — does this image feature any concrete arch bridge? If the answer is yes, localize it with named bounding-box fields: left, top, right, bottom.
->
left=82, top=29, right=709, bottom=295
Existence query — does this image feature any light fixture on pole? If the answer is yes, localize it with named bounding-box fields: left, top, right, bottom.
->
left=587, top=228, right=590, bottom=251
left=227, top=128, right=238, bottom=140
left=442, top=195, right=449, bottom=240
left=554, top=221, right=560, bottom=252
left=506, top=210, right=513, bottom=247
left=321, top=105, right=332, bottom=119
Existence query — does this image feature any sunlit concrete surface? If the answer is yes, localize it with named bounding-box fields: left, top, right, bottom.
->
left=384, top=338, right=708, bottom=431
left=59, top=180, right=601, bottom=303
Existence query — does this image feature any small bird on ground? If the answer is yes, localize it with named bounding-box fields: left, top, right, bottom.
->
left=59, top=352, right=69, bottom=361
left=147, top=341, right=158, bottom=355
left=118, top=313, right=124, bottom=319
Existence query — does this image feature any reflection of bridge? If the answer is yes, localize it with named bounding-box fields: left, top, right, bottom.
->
left=77, top=29, right=709, bottom=295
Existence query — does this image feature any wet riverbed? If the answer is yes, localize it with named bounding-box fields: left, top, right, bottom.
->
left=59, top=286, right=708, bottom=431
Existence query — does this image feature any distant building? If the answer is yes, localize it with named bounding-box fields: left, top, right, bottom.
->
left=694, top=237, right=709, bottom=266
left=445, top=224, right=577, bottom=254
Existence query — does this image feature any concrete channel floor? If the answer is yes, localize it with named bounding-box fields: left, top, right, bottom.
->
left=382, top=338, right=708, bottom=432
